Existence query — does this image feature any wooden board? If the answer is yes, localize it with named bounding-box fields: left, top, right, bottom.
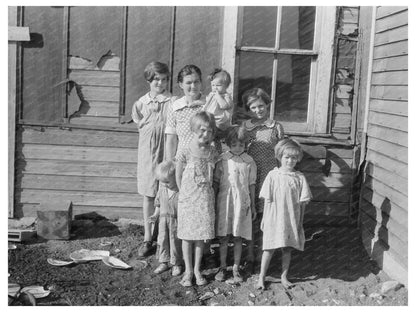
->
left=367, top=99, right=407, bottom=117
left=18, top=174, right=137, bottom=193
left=69, top=116, right=120, bottom=126
left=361, top=226, right=408, bottom=285
left=373, top=41, right=407, bottom=59
left=366, top=150, right=408, bottom=178
left=360, top=199, right=407, bottom=243
left=370, top=85, right=408, bottom=101
left=304, top=172, right=352, bottom=188
left=304, top=202, right=350, bottom=217
left=18, top=189, right=142, bottom=207
left=374, top=25, right=408, bottom=46
left=360, top=210, right=407, bottom=263
left=310, top=187, right=351, bottom=202
left=372, top=55, right=407, bottom=72
left=81, top=101, right=120, bottom=117
left=367, top=124, right=407, bottom=147
left=363, top=176, right=408, bottom=211
left=375, top=10, right=408, bottom=33
left=20, top=203, right=143, bottom=221
left=367, top=111, right=408, bottom=134
left=18, top=126, right=138, bottom=148
left=376, top=6, right=407, bottom=19
left=80, top=86, right=120, bottom=102
left=334, top=84, right=353, bottom=99
left=361, top=186, right=408, bottom=227
left=332, top=113, right=351, bottom=129
left=298, top=158, right=352, bottom=173
left=340, top=7, right=359, bottom=23
left=20, top=144, right=137, bottom=163
left=371, top=71, right=407, bottom=86
left=69, top=69, right=120, bottom=87
left=17, top=159, right=137, bottom=178
left=364, top=162, right=407, bottom=196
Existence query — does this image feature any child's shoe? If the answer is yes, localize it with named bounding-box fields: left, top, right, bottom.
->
left=195, top=274, right=208, bottom=286
left=172, top=265, right=182, bottom=277
left=232, top=265, right=243, bottom=283
left=215, top=267, right=227, bottom=282
left=138, top=241, right=154, bottom=258
left=179, top=272, right=193, bottom=287
left=154, top=262, right=170, bottom=274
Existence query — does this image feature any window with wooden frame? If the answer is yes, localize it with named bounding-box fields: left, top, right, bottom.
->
left=223, top=6, right=336, bottom=134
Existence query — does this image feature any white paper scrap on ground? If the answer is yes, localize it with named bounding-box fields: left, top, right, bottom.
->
left=101, top=256, right=132, bottom=269
left=69, top=249, right=110, bottom=263
left=47, top=258, right=74, bottom=266
left=21, top=285, right=50, bottom=298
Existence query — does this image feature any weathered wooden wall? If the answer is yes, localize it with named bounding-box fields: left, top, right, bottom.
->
left=295, top=141, right=354, bottom=225
left=14, top=126, right=142, bottom=220
left=331, top=6, right=359, bottom=139
left=359, top=6, right=408, bottom=285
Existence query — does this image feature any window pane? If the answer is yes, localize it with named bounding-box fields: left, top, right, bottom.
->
left=241, top=7, right=277, bottom=47
left=237, top=52, right=274, bottom=106
left=235, top=52, right=273, bottom=121
left=279, top=7, right=315, bottom=50
left=274, top=55, right=312, bottom=123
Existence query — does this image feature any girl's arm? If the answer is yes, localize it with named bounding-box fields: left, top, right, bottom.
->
left=249, top=184, right=257, bottom=221
left=213, top=161, right=223, bottom=198
left=214, top=92, right=233, bottom=110
left=175, top=159, right=184, bottom=190
left=165, top=134, right=178, bottom=161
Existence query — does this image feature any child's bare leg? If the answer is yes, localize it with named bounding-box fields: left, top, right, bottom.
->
left=182, top=240, right=193, bottom=276
left=256, top=249, right=274, bottom=290
left=233, top=237, right=243, bottom=282
left=218, top=236, right=228, bottom=268
left=193, top=240, right=205, bottom=277
left=233, top=237, right=242, bottom=268
left=281, top=247, right=293, bottom=288
left=142, top=196, right=155, bottom=242
left=247, top=239, right=255, bottom=262
left=194, top=240, right=207, bottom=285
left=138, top=196, right=155, bottom=257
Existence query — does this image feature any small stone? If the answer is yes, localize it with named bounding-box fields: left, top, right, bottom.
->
left=369, top=292, right=384, bottom=300
left=249, top=293, right=256, bottom=298
left=381, top=280, right=403, bottom=294
left=114, top=248, right=121, bottom=254
left=322, top=299, right=329, bottom=303
left=248, top=300, right=254, bottom=306
left=209, top=302, right=220, bottom=306
left=213, top=288, right=220, bottom=295
left=199, top=291, right=215, bottom=301
left=185, top=291, right=191, bottom=295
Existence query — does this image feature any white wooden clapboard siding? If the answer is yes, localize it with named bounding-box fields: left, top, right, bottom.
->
left=15, top=126, right=141, bottom=220
left=359, top=6, right=408, bottom=285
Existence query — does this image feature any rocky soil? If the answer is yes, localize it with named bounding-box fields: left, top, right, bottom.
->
left=8, top=216, right=408, bottom=306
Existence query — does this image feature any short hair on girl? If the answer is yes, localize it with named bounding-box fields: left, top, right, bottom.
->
left=207, top=68, right=231, bottom=87
left=144, top=61, right=170, bottom=82
left=155, top=160, right=176, bottom=182
left=189, top=111, right=216, bottom=135
left=274, top=138, right=304, bottom=162
left=242, top=88, right=272, bottom=111
left=225, top=125, right=248, bottom=147
left=177, top=64, right=202, bottom=83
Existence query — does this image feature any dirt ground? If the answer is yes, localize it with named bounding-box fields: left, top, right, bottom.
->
left=8, top=215, right=408, bottom=306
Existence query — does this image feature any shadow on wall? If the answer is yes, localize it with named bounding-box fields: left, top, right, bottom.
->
left=360, top=161, right=391, bottom=272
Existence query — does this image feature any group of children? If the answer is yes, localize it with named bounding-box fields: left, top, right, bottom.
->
left=131, top=61, right=312, bottom=290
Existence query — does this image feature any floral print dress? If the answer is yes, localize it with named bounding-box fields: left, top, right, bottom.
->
left=176, top=147, right=218, bottom=241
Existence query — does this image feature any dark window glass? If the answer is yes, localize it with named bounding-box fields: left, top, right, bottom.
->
left=274, top=55, right=312, bottom=123
left=241, top=7, right=277, bottom=47
left=279, top=7, right=315, bottom=50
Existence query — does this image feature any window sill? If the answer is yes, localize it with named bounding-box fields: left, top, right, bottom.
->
left=18, top=119, right=138, bottom=133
